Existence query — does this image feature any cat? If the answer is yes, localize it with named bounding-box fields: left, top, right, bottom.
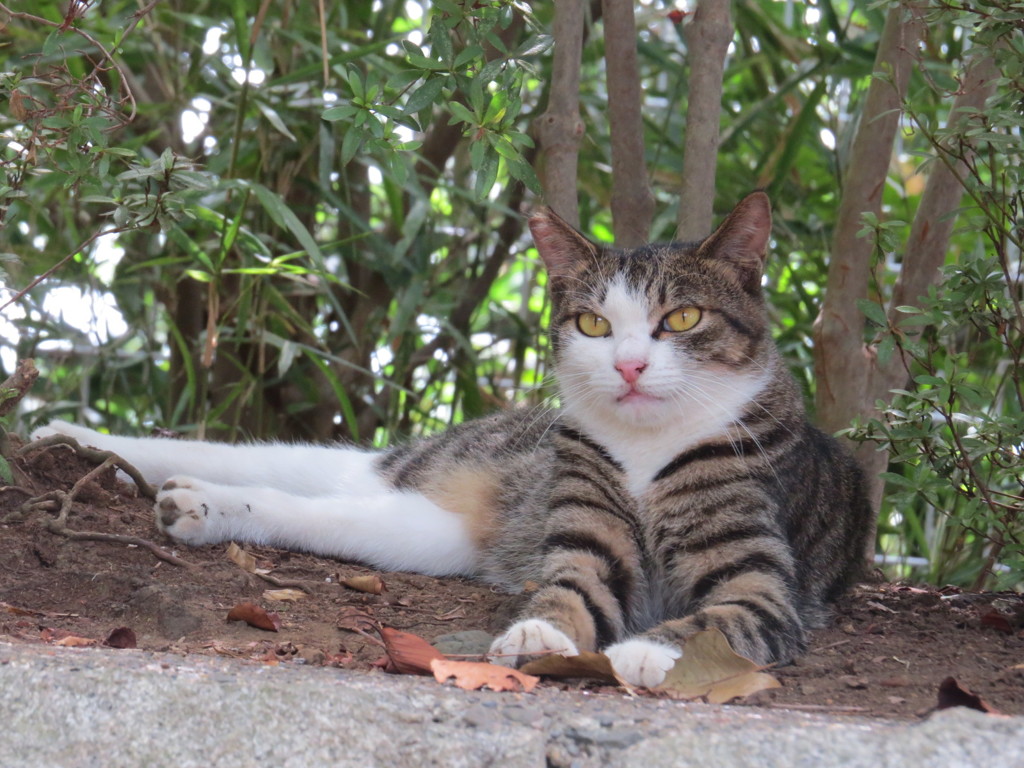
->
left=33, top=191, right=872, bottom=688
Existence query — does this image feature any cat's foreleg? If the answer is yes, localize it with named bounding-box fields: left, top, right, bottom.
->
left=489, top=531, right=638, bottom=672
left=624, top=555, right=807, bottom=687
left=153, top=474, right=479, bottom=576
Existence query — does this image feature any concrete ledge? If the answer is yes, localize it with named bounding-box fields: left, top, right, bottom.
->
left=1, top=643, right=1021, bottom=767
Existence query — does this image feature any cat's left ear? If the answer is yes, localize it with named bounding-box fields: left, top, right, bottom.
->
left=529, top=207, right=600, bottom=279
left=697, top=191, right=772, bottom=291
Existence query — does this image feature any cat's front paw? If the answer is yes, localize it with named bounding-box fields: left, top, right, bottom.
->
left=155, top=476, right=227, bottom=546
left=603, top=638, right=682, bottom=688
left=488, top=619, right=579, bottom=667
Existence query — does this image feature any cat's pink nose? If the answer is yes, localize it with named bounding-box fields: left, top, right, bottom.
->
left=615, top=359, right=647, bottom=384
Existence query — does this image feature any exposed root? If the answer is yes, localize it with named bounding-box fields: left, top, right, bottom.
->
left=14, top=437, right=191, bottom=568
left=17, top=434, right=158, bottom=499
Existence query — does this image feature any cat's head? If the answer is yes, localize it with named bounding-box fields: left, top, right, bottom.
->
left=529, top=192, right=775, bottom=431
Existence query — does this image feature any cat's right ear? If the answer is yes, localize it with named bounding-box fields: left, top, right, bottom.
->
left=529, top=208, right=600, bottom=279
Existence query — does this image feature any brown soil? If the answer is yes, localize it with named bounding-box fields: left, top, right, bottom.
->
left=2, top=437, right=1022, bottom=720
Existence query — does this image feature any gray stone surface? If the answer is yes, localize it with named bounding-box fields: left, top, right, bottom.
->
left=1, top=642, right=1022, bottom=768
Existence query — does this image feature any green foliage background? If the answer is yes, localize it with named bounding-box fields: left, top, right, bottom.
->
left=1, top=0, right=1020, bottom=587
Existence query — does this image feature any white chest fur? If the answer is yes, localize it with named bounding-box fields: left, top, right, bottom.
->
left=557, top=277, right=767, bottom=497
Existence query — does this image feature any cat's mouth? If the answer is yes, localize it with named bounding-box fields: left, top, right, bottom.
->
left=616, top=387, right=661, bottom=404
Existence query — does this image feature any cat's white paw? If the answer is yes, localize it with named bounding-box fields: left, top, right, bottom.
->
left=488, top=619, right=579, bottom=667
left=603, top=638, right=682, bottom=688
left=155, top=475, right=229, bottom=546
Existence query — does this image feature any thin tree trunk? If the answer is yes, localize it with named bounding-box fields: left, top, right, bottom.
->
left=676, top=0, right=733, bottom=241
left=813, top=2, right=924, bottom=441
left=853, top=51, right=1001, bottom=509
left=602, top=0, right=653, bottom=246
left=536, top=0, right=586, bottom=226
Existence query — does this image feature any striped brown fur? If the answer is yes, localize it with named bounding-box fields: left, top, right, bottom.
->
left=377, top=192, right=871, bottom=669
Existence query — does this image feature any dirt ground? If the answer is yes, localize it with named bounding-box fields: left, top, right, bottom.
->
left=1, top=435, right=1021, bottom=720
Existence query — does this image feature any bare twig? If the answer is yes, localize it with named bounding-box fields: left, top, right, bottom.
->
left=253, top=571, right=316, bottom=591
left=0, top=226, right=134, bottom=312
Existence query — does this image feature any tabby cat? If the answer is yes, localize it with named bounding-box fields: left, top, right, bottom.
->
left=35, top=192, right=872, bottom=688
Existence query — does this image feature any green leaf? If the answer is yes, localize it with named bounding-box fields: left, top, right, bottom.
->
left=248, top=183, right=329, bottom=279
left=322, top=105, right=360, bottom=122
left=404, top=77, right=445, bottom=115
left=857, top=299, right=888, bottom=327
left=448, top=101, right=477, bottom=126
left=454, top=44, right=484, bottom=70
left=474, top=148, right=499, bottom=200
left=341, top=127, right=365, bottom=165
left=876, top=333, right=896, bottom=366
left=255, top=101, right=297, bottom=141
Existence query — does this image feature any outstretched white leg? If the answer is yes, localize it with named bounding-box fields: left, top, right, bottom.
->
left=32, top=421, right=479, bottom=576
left=154, top=474, right=479, bottom=576
left=31, top=421, right=371, bottom=496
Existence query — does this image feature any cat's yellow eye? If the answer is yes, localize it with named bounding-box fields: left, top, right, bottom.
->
left=662, top=307, right=701, bottom=333
left=577, top=312, right=611, bottom=337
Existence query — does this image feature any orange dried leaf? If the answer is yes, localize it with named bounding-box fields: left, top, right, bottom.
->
left=380, top=626, right=444, bottom=675
left=1, top=602, right=41, bottom=617
left=431, top=658, right=539, bottom=693
left=340, top=574, right=385, bottom=595
left=226, top=602, right=281, bottom=632
left=54, top=635, right=97, bottom=647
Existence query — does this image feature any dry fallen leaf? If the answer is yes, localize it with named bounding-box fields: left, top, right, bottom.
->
left=379, top=626, right=445, bottom=675
left=263, top=588, right=306, bottom=602
left=226, top=602, right=281, bottom=632
left=226, top=542, right=272, bottom=575
left=337, top=606, right=380, bottom=635
left=103, top=627, right=137, bottom=649
left=431, top=658, right=539, bottom=692
left=656, top=628, right=781, bottom=703
left=937, top=676, right=1001, bottom=714
left=979, top=609, right=1014, bottom=635
left=339, top=574, right=386, bottom=595
left=226, top=541, right=257, bottom=571
left=1, top=602, right=42, bottom=617
left=54, top=635, right=97, bottom=647
left=520, top=650, right=624, bottom=685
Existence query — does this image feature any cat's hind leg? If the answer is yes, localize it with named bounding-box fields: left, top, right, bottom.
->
left=31, top=420, right=375, bottom=497
left=154, top=474, right=479, bottom=576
